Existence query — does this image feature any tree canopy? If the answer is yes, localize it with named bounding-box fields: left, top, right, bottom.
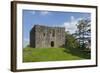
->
left=74, top=19, right=91, bottom=49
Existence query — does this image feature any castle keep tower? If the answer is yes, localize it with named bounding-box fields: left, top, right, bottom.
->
left=30, top=25, right=65, bottom=48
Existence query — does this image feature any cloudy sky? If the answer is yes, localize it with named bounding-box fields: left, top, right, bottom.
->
left=22, top=10, right=91, bottom=48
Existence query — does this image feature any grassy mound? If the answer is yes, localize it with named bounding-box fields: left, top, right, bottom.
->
left=23, top=47, right=90, bottom=62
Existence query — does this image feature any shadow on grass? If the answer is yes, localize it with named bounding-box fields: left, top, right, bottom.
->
left=64, top=47, right=91, bottom=59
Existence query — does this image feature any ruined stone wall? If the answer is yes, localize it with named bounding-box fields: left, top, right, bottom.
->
left=30, top=26, right=35, bottom=47
left=30, top=25, right=65, bottom=48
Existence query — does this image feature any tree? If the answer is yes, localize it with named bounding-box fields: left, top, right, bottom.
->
left=75, top=19, right=91, bottom=49
left=65, top=31, right=79, bottom=49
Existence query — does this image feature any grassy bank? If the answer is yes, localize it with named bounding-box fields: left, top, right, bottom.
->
left=23, top=47, right=90, bottom=62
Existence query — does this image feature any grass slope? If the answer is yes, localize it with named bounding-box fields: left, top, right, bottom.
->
left=23, top=47, right=90, bottom=62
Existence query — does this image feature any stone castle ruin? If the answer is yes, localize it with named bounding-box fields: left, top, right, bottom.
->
left=30, top=25, right=65, bottom=48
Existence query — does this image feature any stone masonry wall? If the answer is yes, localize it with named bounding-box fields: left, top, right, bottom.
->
left=30, top=25, right=65, bottom=48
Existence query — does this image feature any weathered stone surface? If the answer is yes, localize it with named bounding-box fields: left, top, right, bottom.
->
left=30, top=25, right=65, bottom=48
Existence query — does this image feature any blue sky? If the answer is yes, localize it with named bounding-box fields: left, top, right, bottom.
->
left=22, top=10, right=91, bottom=47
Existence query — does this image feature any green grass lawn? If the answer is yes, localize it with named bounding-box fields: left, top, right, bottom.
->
left=23, top=47, right=90, bottom=62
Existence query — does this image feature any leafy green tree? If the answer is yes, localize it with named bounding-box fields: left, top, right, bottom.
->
left=26, top=44, right=30, bottom=47
left=75, top=19, right=91, bottom=49
left=65, top=31, right=79, bottom=49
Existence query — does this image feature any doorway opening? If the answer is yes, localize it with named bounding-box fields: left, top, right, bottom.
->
left=51, top=41, right=54, bottom=47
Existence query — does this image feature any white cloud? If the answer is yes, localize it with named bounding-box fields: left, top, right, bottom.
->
left=63, top=16, right=83, bottom=34
left=71, top=16, right=75, bottom=21
left=31, top=11, right=35, bottom=15
left=40, top=11, right=50, bottom=15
